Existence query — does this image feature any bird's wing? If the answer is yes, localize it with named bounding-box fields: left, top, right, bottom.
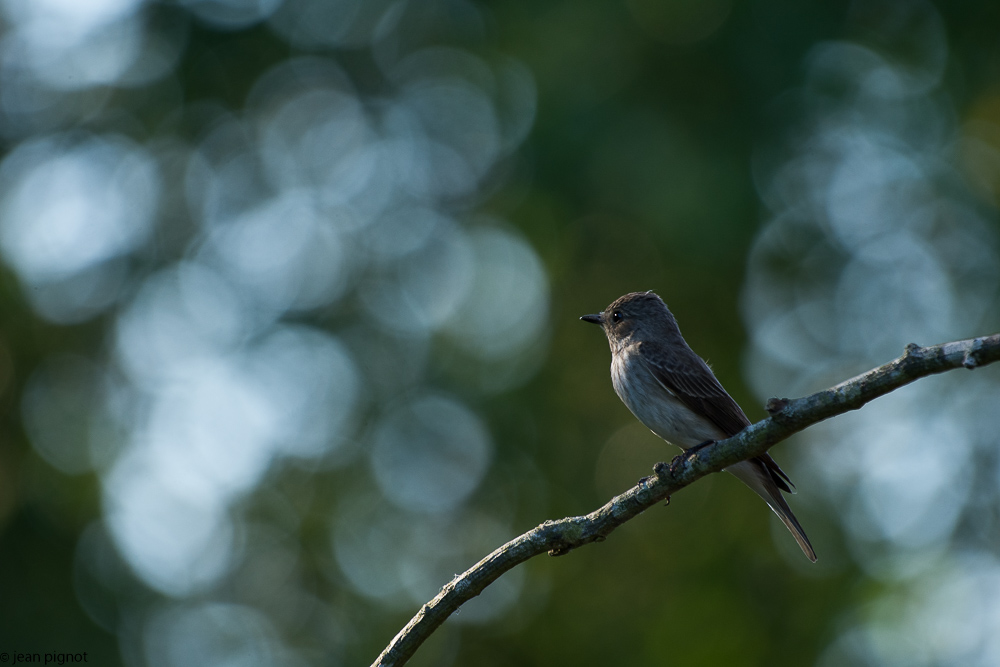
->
left=638, top=340, right=752, bottom=437
left=639, top=340, right=794, bottom=493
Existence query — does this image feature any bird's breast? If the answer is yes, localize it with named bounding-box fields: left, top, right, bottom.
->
left=610, top=349, right=723, bottom=448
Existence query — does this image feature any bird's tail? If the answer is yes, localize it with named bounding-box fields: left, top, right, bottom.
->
left=727, top=458, right=817, bottom=562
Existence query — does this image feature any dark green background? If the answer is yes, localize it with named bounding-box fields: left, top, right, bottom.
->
left=1, top=1, right=999, bottom=665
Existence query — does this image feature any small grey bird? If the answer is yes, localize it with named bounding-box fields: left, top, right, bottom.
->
left=582, top=291, right=816, bottom=562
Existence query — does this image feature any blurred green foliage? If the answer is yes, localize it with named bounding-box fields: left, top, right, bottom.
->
left=1, top=1, right=999, bottom=666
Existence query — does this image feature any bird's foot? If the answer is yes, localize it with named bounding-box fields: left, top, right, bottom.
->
left=687, top=439, right=716, bottom=456
left=668, top=440, right=716, bottom=473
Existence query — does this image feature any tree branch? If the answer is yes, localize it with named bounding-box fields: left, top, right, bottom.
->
left=372, top=333, right=1000, bottom=667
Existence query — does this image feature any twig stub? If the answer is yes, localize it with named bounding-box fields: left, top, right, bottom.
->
left=765, top=397, right=790, bottom=414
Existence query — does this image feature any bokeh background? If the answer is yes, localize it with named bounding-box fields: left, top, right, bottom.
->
left=1, top=0, right=999, bottom=665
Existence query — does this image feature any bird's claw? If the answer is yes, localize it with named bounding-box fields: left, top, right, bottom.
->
left=668, top=440, right=716, bottom=473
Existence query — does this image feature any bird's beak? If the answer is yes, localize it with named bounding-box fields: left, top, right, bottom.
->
left=580, top=313, right=603, bottom=325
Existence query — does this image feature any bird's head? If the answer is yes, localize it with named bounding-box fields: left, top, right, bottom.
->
left=580, top=291, right=677, bottom=348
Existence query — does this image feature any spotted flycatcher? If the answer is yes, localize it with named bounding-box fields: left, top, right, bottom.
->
left=582, top=291, right=816, bottom=562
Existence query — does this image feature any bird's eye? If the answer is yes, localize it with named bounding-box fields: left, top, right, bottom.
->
left=611, top=311, right=622, bottom=323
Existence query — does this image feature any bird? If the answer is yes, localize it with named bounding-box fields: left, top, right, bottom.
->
left=581, top=290, right=816, bottom=562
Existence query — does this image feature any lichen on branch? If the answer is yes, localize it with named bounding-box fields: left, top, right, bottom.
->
left=372, top=333, right=1000, bottom=667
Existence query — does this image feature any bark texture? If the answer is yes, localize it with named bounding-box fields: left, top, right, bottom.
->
left=373, top=334, right=1000, bottom=667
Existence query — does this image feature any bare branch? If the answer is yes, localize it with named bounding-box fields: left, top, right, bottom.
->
left=372, top=333, right=1000, bottom=667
